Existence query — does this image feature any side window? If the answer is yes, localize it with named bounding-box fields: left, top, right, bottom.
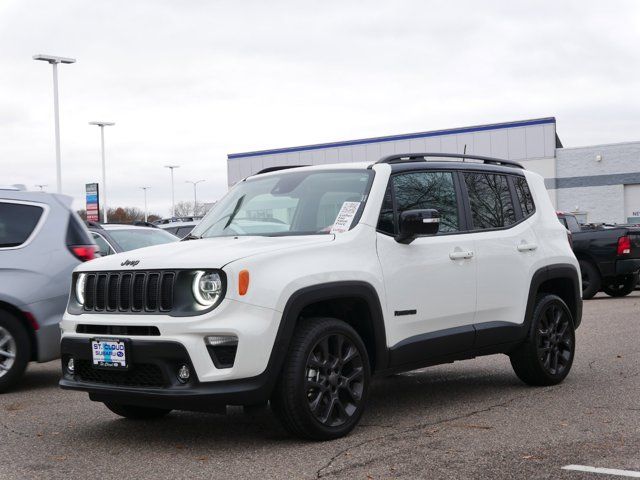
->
left=0, top=202, right=44, bottom=248
left=392, top=171, right=460, bottom=233
left=565, top=215, right=581, bottom=232
left=91, top=232, right=113, bottom=256
left=464, top=173, right=516, bottom=229
left=377, top=183, right=395, bottom=234
left=514, top=177, right=535, bottom=217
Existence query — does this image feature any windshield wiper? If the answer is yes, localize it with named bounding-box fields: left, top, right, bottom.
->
left=181, top=233, right=201, bottom=241
left=223, top=194, right=245, bottom=230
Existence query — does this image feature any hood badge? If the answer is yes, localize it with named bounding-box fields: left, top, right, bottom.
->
left=121, top=259, right=140, bottom=267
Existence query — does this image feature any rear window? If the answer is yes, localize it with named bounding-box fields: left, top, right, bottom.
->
left=0, top=202, right=44, bottom=248
left=514, top=177, right=535, bottom=217
left=66, top=213, right=93, bottom=245
left=107, top=228, right=178, bottom=252
left=464, top=173, right=517, bottom=229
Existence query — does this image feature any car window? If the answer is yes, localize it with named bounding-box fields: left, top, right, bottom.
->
left=0, top=202, right=44, bottom=248
left=377, top=183, right=395, bottom=234
left=387, top=171, right=460, bottom=234
left=91, top=232, right=114, bottom=256
left=464, top=173, right=516, bottom=229
left=176, top=226, right=194, bottom=238
left=514, top=177, right=535, bottom=217
left=565, top=215, right=581, bottom=232
left=106, top=229, right=178, bottom=252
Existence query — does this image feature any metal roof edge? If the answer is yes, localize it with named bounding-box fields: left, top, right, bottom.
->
left=228, top=117, right=557, bottom=160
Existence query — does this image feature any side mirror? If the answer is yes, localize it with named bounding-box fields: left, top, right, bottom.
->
left=396, top=209, right=440, bottom=244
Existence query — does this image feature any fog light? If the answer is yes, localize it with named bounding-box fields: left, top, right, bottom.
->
left=177, top=364, right=190, bottom=383
left=205, top=335, right=238, bottom=347
left=67, top=357, right=75, bottom=374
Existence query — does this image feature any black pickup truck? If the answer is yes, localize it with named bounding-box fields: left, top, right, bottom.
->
left=558, top=213, right=640, bottom=299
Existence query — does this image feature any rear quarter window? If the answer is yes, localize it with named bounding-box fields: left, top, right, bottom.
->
left=0, top=201, right=44, bottom=248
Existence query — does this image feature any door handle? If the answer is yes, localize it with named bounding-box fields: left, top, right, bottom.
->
left=449, top=250, right=474, bottom=260
left=517, top=243, right=538, bottom=252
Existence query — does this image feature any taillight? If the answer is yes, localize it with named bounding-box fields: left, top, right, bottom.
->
left=69, top=245, right=97, bottom=262
left=617, top=236, right=631, bottom=256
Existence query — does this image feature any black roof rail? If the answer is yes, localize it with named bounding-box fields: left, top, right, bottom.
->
left=132, top=221, right=158, bottom=228
left=85, top=220, right=103, bottom=229
left=375, top=153, right=524, bottom=169
left=255, top=165, right=309, bottom=175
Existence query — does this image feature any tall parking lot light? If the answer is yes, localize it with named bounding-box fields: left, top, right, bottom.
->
left=185, top=180, right=205, bottom=215
left=164, top=165, right=180, bottom=217
left=33, top=54, right=76, bottom=194
left=89, top=122, right=115, bottom=223
left=140, top=186, right=150, bottom=222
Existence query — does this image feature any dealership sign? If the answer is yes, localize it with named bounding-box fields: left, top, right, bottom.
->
left=86, top=183, right=100, bottom=222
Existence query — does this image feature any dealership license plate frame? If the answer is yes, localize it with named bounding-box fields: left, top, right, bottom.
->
left=91, top=338, right=130, bottom=371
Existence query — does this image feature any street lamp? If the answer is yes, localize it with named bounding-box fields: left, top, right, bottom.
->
left=33, top=54, right=76, bottom=194
left=89, top=121, right=115, bottom=223
left=164, top=165, right=180, bottom=218
left=140, top=186, right=151, bottom=222
left=35, top=184, right=48, bottom=191
left=185, top=180, right=205, bottom=215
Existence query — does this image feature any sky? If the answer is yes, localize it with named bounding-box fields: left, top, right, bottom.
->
left=1, top=0, right=639, bottom=215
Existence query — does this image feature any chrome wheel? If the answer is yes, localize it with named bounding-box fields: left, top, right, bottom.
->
left=0, top=326, right=17, bottom=378
left=537, top=303, right=572, bottom=376
left=305, top=333, right=365, bottom=427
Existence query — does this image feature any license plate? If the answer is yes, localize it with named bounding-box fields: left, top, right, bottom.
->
left=91, top=338, right=128, bottom=370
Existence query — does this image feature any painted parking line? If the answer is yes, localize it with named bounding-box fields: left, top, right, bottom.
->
left=562, top=465, right=640, bottom=478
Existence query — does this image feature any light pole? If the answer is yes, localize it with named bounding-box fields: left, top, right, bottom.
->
left=89, top=121, right=115, bottom=223
left=35, top=184, right=48, bottom=191
left=185, top=180, right=205, bottom=215
left=33, top=54, right=76, bottom=194
left=164, top=165, right=180, bottom=218
left=140, top=186, right=150, bottom=222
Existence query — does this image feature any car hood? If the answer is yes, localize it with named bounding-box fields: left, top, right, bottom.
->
left=76, top=235, right=335, bottom=271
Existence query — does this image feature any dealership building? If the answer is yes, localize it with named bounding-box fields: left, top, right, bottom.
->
left=227, top=117, right=640, bottom=224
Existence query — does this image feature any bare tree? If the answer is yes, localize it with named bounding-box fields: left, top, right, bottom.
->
left=173, top=201, right=209, bottom=217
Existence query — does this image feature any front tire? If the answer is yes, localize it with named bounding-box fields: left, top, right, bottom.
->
left=271, top=317, right=371, bottom=441
left=579, top=259, right=601, bottom=300
left=602, top=274, right=638, bottom=297
left=104, top=402, right=172, bottom=419
left=0, top=311, right=31, bottom=394
left=510, top=294, right=575, bottom=386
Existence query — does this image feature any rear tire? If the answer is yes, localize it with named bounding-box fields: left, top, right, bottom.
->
left=0, top=311, right=31, bottom=394
left=579, top=259, right=601, bottom=300
left=271, top=317, right=371, bottom=441
left=602, top=274, right=638, bottom=297
left=510, top=294, right=575, bottom=386
left=104, top=402, right=172, bottom=419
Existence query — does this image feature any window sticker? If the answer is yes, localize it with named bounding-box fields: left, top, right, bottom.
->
left=330, top=202, right=361, bottom=234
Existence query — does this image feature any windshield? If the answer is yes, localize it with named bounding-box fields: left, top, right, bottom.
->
left=108, top=228, right=178, bottom=251
left=192, top=169, right=374, bottom=238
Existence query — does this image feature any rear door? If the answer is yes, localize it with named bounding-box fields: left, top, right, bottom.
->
left=466, top=173, right=542, bottom=335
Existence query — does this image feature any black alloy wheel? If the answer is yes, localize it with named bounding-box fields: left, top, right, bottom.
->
left=305, top=333, right=365, bottom=427
left=602, top=274, right=638, bottom=297
left=510, top=294, right=575, bottom=386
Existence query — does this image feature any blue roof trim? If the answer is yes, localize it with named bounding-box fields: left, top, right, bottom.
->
left=228, top=117, right=556, bottom=159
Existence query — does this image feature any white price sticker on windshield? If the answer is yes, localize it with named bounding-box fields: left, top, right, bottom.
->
left=330, top=202, right=361, bottom=234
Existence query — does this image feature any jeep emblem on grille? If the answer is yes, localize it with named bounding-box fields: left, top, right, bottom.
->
left=121, top=259, right=140, bottom=267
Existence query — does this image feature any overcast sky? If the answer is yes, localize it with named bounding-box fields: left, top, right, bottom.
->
left=1, top=0, right=639, bottom=215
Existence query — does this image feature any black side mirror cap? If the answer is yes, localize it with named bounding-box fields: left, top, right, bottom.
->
left=396, top=209, right=441, bottom=244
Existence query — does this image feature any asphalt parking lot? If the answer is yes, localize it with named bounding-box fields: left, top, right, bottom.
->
left=1, top=293, right=638, bottom=480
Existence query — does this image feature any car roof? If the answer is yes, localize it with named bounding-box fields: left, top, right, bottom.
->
left=0, top=189, right=74, bottom=206
left=91, top=224, right=160, bottom=232
left=158, top=221, right=198, bottom=228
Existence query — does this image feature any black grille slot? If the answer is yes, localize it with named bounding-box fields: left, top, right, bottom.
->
left=82, top=271, right=177, bottom=314
left=75, top=359, right=165, bottom=387
left=76, top=325, right=161, bottom=336
left=132, top=274, right=145, bottom=311
left=119, top=273, right=132, bottom=310
left=95, top=274, right=107, bottom=310
left=146, top=273, right=160, bottom=311
left=160, top=273, right=175, bottom=311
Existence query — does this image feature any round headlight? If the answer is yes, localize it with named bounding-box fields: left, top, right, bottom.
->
left=192, top=271, right=223, bottom=306
left=76, top=273, right=87, bottom=305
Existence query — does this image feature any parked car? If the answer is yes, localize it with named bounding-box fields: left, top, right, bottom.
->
left=60, top=154, right=581, bottom=440
left=87, top=222, right=178, bottom=256
left=153, top=216, right=203, bottom=225
left=0, top=187, right=96, bottom=392
left=557, top=212, right=640, bottom=299
left=157, top=220, right=199, bottom=239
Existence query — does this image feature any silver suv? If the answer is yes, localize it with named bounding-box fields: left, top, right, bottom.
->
left=0, top=187, right=96, bottom=392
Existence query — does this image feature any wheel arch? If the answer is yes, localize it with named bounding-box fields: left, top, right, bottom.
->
left=0, top=300, right=37, bottom=361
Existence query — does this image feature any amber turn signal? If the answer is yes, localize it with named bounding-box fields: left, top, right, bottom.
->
left=238, top=270, right=250, bottom=296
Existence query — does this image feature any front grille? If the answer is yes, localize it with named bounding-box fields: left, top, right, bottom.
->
left=82, top=271, right=175, bottom=313
left=76, top=325, right=161, bottom=336
left=75, top=359, right=165, bottom=387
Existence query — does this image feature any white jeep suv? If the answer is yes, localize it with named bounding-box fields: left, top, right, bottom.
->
left=60, top=153, right=582, bottom=440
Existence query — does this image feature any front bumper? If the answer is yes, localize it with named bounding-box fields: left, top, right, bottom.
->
left=615, top=258, right=640, bottom=276
left=60, top=337, right=273, bottom=410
